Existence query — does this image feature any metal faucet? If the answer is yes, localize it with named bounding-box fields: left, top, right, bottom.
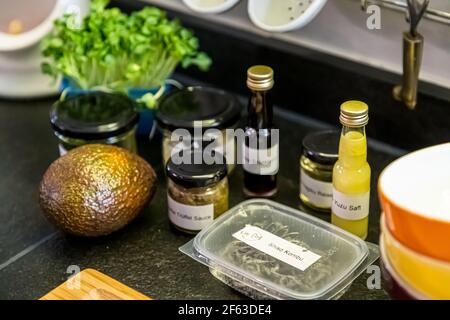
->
left=361, top=0, right=430, bottom=109
left=393, top=0, right=429, bottom=109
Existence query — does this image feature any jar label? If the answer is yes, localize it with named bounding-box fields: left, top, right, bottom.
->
left=332, top=189, right=370, bottom=221
left=242, top=144, right=279, bottom=175
left=300, top=169, right=333, bottom=208
left=168, top=195, right=214, bottom=231
left=232, top=225, right=322, bottom=271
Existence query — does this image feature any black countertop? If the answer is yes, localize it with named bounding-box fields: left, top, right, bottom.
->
left=0, top=93, right=402, bottom=300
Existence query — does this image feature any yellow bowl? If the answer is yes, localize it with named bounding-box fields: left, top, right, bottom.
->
left=381, top=214, right=450, bottom=300
left=379, top=236, right=426, bottom=300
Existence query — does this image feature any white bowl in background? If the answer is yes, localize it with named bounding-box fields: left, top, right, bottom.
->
left=0, top=0, right=89, bottom=98
left=0, top=0, right=88, bottom=52
left=182, top=0, right=240, bottom=14
left=248, top=0, right=327, bottom=32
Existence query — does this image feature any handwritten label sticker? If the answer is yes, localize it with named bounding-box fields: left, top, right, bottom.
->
left=332, top=189, right=370, bottom=221
left=168, top=195, right=214, bottom=231
left=300, top=168, right=333, bottom=208
left=232, top=225, right=321, bottom=271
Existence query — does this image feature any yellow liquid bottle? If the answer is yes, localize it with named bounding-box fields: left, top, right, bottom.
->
left=331, top=101, right=371, bottom=240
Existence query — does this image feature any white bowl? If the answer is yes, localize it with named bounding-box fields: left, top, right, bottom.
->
left=0, top=0, right=89, bottom=98
left=248, top=0, right=327, bottom=32
left=182, top=0, right=240, bottom=14
left=0, top=0, right=88, bottom=52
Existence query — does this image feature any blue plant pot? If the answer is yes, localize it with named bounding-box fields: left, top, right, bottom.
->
left=127, top=87, right=166, bottom=137
left=60, top=78, right=170, bottom=137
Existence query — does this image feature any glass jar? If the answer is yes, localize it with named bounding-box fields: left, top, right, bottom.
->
left=156, top=86, right=241, bottom=172
left=166, top=150, right=229, bottom=234
left=50, top=92, right=139, bottom=155
left=299, top=130, right=340, bottom=212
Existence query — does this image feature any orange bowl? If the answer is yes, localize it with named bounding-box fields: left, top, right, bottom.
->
left=378, top=143, right=450, bottom=262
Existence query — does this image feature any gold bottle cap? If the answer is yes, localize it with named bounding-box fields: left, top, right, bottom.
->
left=247, top=65, right=274, bottom=91
left=340, top=100, right=369, bottom=127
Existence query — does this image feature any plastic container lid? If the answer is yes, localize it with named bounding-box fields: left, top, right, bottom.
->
left=156, top=86, right=241, bottom=132
left=50, top=92, right=139, bottom=140
left=181, top=199, right=379, bottom=300
left=302, top=130, right=340, bottom=166
left=166, top=150, right=228, bottom=188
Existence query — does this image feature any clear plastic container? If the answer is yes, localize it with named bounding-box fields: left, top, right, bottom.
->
left=180, top=199, right=379, bottom=300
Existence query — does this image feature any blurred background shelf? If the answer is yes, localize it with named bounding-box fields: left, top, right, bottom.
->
left=137, top=0, right=450, bottom=94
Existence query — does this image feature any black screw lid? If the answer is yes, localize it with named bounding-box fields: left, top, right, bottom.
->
left=50, top=92, right=139, bottom=140
left=302, top=130, right=340, bottom=166
left=156, top=86, right=241, bottom=132
left=166, top=150, right=228, bottom=188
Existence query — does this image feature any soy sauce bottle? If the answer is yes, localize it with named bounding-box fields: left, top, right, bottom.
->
left=243, top=65, right=278, bottom=198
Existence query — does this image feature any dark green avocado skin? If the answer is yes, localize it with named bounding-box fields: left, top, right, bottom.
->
left=39, top=144, right=157, bottom=237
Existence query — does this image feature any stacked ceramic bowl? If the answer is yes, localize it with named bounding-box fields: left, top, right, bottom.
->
left=378, top=143, right=450, bottom=300
left=181, top=0, right=328, bottom=33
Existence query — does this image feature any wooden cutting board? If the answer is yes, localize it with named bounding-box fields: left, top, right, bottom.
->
left=40, top=269, right=151, bottom=300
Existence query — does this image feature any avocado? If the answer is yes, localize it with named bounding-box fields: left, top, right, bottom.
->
left=39, top=144, right=157, bottom=237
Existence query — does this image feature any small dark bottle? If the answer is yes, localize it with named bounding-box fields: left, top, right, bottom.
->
left=243, top=65, right=278, bottom=198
